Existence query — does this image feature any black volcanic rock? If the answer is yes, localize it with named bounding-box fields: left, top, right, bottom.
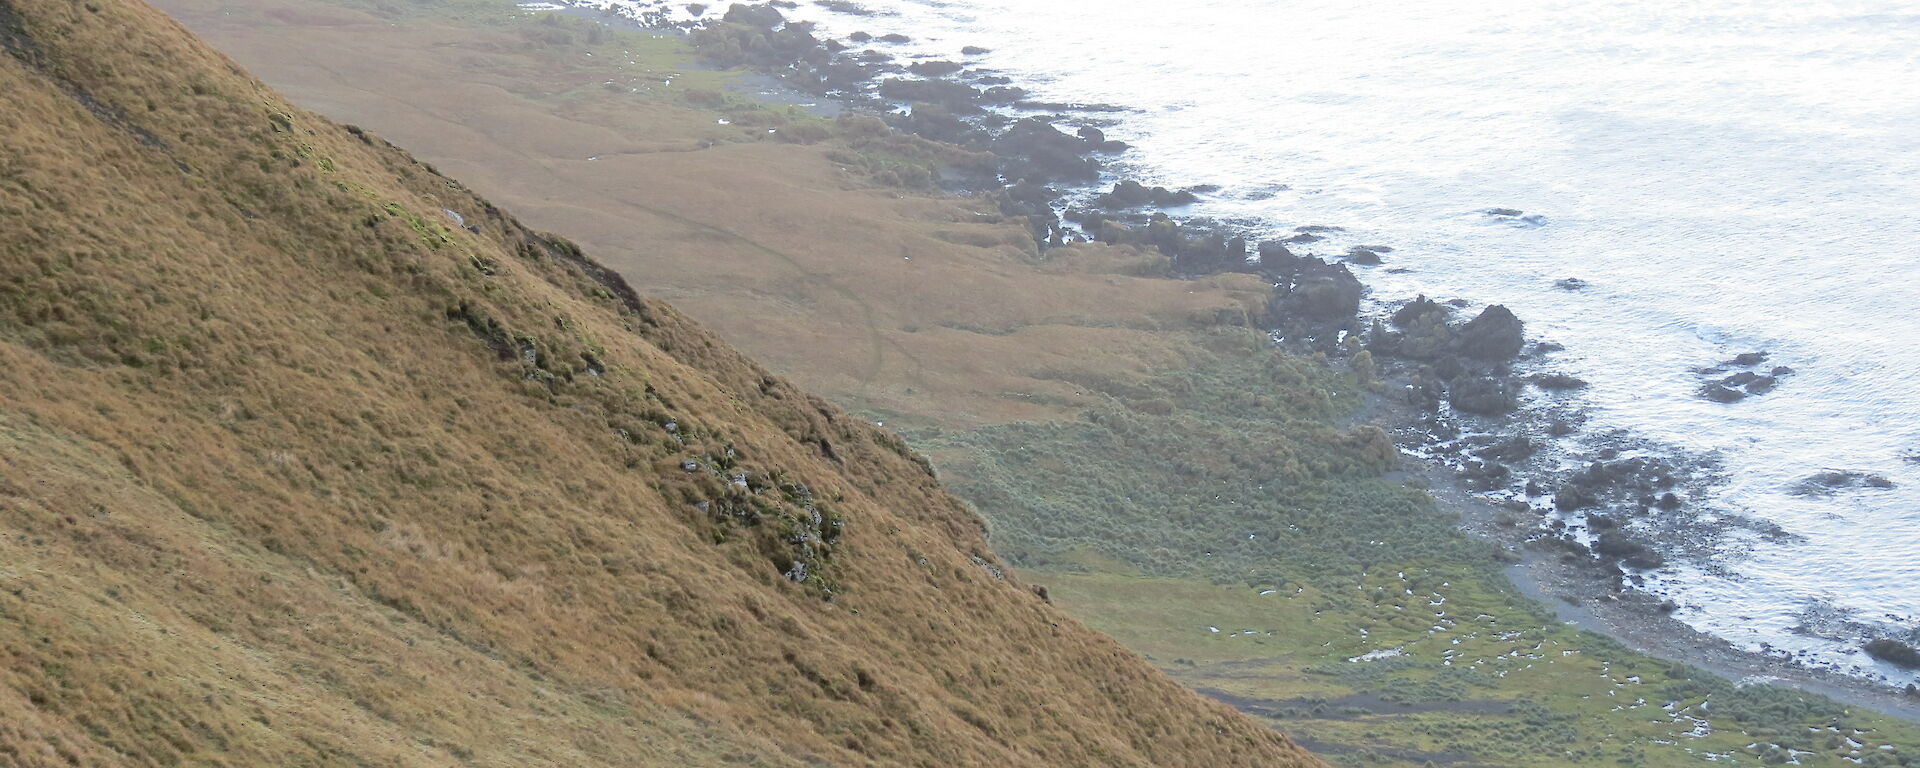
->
left=1529, top=373, right=1588, bottom=390
left=1391, top=295, right=1447, bottom=327
left=1278, top=259, right=1363, bottom=321
left=1256, top=241, right=1298, bottom=272
left=1594, top=532, right=1665, bottom=570
left=992, top=118, right=1099, bottom=183
left=1793, top=470, right=1895, bottom=495
left=1096, top=180, right=1196, bottom=209
left=1866, top=639, right=1920, bottom=669
left=1701, top=383, right=1746, bottom=403
left=1455, top=305, right=1525, bottom=361
left=907, top=60, right=965, bottom=76
left=877, top=77, right=984, bottom=112
left=1449, top=376, right=1518, bottom=416
left=722, top=2, right=784, bottom=27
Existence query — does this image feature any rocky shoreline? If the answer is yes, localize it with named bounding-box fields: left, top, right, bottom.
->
left=560, top=0, right=1920, bottom=715
left=1387, top=390, right=1920, bottom=724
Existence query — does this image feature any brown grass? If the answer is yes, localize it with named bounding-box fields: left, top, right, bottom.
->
left=147, top=0, right=1277, bottom=430
left=0, top=0, right=1320, bottom=765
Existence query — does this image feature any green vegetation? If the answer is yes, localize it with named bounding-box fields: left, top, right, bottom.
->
left=911, top=330, right=1434, bottom=585
left=907, top=330, right=1920, bottom=767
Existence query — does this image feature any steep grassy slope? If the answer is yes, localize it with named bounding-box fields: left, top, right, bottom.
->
left=0, top=1, right=1325, bottom=765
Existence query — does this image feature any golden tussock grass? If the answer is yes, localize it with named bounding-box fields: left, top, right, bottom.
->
left=0, top=0, right=1322, bottom=765
left=148, top=0, right=1278, bottom=430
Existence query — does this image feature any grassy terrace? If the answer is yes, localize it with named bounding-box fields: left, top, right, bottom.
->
left=911, top=336, right=1920, bottom=767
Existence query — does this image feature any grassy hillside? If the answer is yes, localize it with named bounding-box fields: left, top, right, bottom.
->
left=127, top=1, right=1920, bottom=766
left=0, top=0, right=1325, bottom=764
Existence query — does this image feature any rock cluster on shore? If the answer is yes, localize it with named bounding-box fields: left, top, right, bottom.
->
left=1696, top=351, right=1794, bottom=402
left=683, top=1, right=1706, bottom=606
left=684, top=2, right=1289, bottom=265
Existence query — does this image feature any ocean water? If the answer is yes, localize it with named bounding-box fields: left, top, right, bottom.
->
left=593, top=0, right=1920, bottom=685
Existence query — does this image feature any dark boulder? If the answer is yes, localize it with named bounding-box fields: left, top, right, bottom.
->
left=893, top=102, right=979, bottom=144
left=1384, top=297, right=1451, bottom=360
left=1701, top=383, right=1746, bottom=403
left=1274, top=259, right=1363, bottom=321
left=814, top=60, right=875, bottom=90
left=1095, top=180, right=1197, bottom=209
left=1794, top=470, right=1895, bottom=495
left=1731, top=351, right=1770, bottom=366
left=992, top=118, right=1099, bottom=183
left=1449, top=376, right=1518, bottom=416
left=1478, top=435, right=1535, bottom=463
left=1455, top=305, right=1525, bottom=361
left=1594, top=532, right=1665, bottom=570
left=877, top=78, right=984, bottom=113
left=1555, top=277, right=1588, bottom=290
left=877, top=32, right=911, bottom=43
left=722, top=2, right=785, bottom=28
left=907, top=60, right=965, bottom=76
left=1391, top=295, right=1448, bottom=327
left=1865, top=639, right=1920, bottom=669
left=1462, top=461, right=1511, bottom=491
left=1553, top=483, right=1594, bottom=510
left=961, top=45, right=991, bottom=55
left=1076, top=127, right=1130, bottom=153
left=1345, top=246, right=1383, bottom=265
left=979, top=85, right=1030, bottom=105
left=1255, top=241, right=1297, bottom=272
left=1530, top=373, right=1588, bottom=390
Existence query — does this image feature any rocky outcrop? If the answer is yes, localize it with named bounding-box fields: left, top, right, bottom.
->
left=1096, top=179, right=1197, bottom=209
left=1455, top=305, right=1525, bottom=361
left=992, top=117, right=1099, bottom=183
left=1265, top=257, right=1363, bottom=324
left=1449, top=375, right=1518, bottom=416
left=1866, top=639, right=1920, bottom=669
left=1696, top=351, right=1792, bottom=402
left=1793, top=470, right=1896, bottom=495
